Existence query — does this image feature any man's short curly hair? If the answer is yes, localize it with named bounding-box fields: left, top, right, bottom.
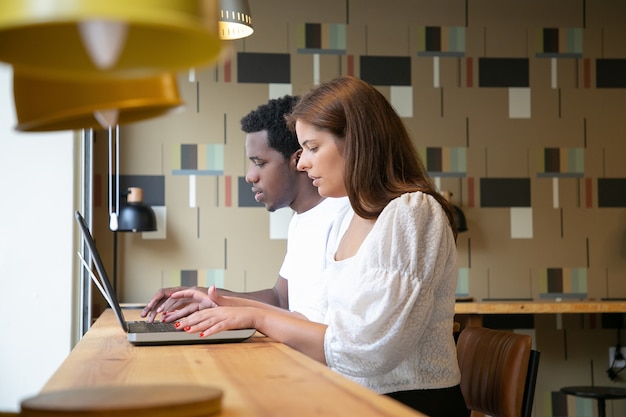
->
left=240, top=95, right=300, bottom=160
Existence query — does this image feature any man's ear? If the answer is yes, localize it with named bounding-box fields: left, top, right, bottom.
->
left=293, top=149, right=302, bottom=166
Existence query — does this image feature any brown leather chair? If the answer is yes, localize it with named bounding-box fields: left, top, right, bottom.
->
left=457, top=326, right=540, bottom=417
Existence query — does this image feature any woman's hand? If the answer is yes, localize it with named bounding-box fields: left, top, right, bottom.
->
left=172, top=286, right=328, bottom=364
left=174, top=305, right=259, bottom=338
left=172, top=285, right=258, bottom=336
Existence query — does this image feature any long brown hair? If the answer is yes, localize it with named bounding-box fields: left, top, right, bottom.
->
left=287, top=76, right=456, bottom=237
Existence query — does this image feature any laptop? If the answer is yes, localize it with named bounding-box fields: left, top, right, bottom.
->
left=75, top=210, right=256, bottom=346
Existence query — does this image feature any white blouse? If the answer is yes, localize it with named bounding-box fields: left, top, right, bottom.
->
left=320, top=191, right=461, bottom=394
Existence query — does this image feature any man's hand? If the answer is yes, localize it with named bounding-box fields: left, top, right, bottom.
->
left=141, top=286, right=208, bottom=322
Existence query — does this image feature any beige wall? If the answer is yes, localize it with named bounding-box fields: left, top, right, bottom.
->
left=91, top=1, right=626, bottom=416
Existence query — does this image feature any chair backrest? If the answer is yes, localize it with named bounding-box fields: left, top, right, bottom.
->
left=457, top=326, right=540, bottom=417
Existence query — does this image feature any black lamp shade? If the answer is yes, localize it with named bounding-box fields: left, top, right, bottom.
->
left=117, top=203, right=157, bottom=232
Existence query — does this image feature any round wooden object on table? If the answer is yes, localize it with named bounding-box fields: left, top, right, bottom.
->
left=20, top=385, right=223, bottom=417
left=560, top=385, right=626, bottom=417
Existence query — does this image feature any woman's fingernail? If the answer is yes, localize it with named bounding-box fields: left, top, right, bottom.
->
left=199, top=332, right=205, bottom=337
left=184, top=326, right=191, bottom=331
left=174, top=322, right=181, bottom=328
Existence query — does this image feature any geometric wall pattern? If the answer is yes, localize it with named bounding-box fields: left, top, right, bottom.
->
left=238, top=52, right=290, bottom=83
left=535, top=28, right=583, bottom=58
left=536, top=148, right=584, bottom=178
left=479, top=58, right=529, bottom=87
left=598, top=178, right=626, bottom=207
left=480, top=178, right=531, bottom=207
left=419, top=146, right=467, bottom=177
left=166, top=269, right=225, bottom=289
left=93, top=2, right=626, bottom=415
left=417, top=26, right=466, bottom=57
left=172, top=144, right=224, bottom=175
left=596, top=59, right=626, bottom=88
left=296, top=23, right=347, bottom=54
left=538, top=267, right=587, bottom=299
left=360, top=56, right=412, bottom=86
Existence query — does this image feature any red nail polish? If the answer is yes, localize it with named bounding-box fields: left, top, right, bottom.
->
left=174, top=322, right=181, bottom=328
left=184, top=326, right=191, bottom=331
left=199, top=332, right=205, bottom=337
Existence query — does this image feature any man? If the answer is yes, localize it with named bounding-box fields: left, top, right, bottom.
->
left=141, top=95, right=348, bottom=322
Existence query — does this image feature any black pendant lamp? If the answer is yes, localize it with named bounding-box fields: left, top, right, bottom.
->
left=118, top=187, right=156, bottom=232
left=218, top=0, right=253, bottom=40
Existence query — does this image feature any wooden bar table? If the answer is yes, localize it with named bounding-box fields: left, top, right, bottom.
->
left=454, top=300, right=626, bottom=327
left=39, top=309, right=426, bottom=417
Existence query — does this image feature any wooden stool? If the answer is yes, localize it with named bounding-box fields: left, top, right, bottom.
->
left=20, top=385, right=222, bottom=417
left=560, top=385, right=626, bottom=417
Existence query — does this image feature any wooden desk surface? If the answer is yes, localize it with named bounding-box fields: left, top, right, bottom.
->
left=454, top=300, right=626, bottom=315
left=41, top=309, right=425, bottom=417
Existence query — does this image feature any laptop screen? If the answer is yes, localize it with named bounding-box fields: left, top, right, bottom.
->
left=75, top=210, right=129, bottom=332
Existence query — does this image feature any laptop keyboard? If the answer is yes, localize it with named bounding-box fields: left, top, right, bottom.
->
left=127, top=320, right=178, bottom=333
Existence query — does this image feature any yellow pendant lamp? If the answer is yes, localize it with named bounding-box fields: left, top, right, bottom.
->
left=13, top=71, right=184, bottom=131
left=0, top=0, right=223, bottom=80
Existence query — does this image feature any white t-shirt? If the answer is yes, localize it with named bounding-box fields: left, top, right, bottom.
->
left=320, top=192, right=460, bottom=394
left=279, top=197, right=350, bottom=320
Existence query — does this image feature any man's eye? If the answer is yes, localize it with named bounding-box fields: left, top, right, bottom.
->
left=254, top=162, right=266, bottom=167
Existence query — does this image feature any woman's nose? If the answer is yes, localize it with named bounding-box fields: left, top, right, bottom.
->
left=296, top=154, right=309, bottom=171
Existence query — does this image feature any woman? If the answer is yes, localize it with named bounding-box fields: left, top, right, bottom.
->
left=171, top=76, right=468, bottom=417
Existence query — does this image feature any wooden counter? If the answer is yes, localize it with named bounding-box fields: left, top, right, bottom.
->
left=455, top=300, right=626, bottom=315
left=454, top=300, right=626, bottom=327
left=40, top=309, right=425, bottom=417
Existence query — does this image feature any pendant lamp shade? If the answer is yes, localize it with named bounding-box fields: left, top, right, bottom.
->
left=219, top=0, right=253, bottom=40
left=13, top=71, right=183, bottom=132
left=0, top=0, right=223, bottom=80
left=117, top=188, right=157, bottom=232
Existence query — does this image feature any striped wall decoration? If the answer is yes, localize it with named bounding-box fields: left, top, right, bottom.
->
left=166, top=269, right=225, bottom=288
left=417, top=146, right=467, bottom=177
left=535, top=28, right=583, bottom=58
left=172, top=144, right=224, bottom=176
left=539, top=267, right=587, bottom=299
left=536, top=147, right=584, bottom=177
left=585, top=178, right=593, bottom=208
left=347, top=54, right=355, bottom=76
left=416, top=26, right=466, bottom=57
left=456, top=267, right=470, bottom=297
left=224, top=175, right=232, bottom=207
left=296, top=23, right=347, bottom=54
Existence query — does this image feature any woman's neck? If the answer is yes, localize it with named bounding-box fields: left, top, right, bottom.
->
left=334, top=213, right=376, bottom=261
